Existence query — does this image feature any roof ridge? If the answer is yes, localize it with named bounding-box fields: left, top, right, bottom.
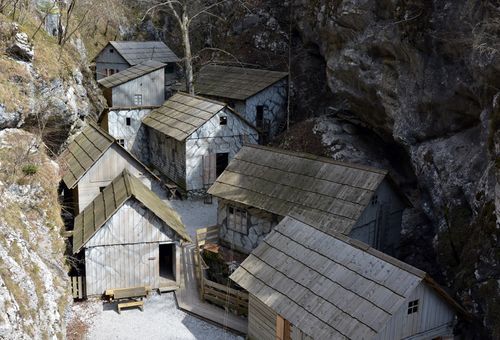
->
left=175, top=91, right=227, bottom=107
left=243, top=144, right=389, bottom=175
left=286, top=215, right=426, bottom=278
left=87, top=119, right=115, bottom=143
left=203, top=64, right=288, bottom=76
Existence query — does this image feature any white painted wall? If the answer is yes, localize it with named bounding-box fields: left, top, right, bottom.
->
left=76, top=144, right=166, bottom=213
left=185, top=107, right=258, bottom=193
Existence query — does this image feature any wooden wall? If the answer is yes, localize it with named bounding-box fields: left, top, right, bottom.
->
left=349, top=179, right=407, bottom=256
left=374, top=282, right=456, bottom=340
left=84, top=199, right=180, bottom=295
left=76, top=144, right=166, bottom=213
left=111, top=68, right=164, bottom=107
left=94, top=44, right=129, bottom=80
left=248, top=294, right=277, bottom=340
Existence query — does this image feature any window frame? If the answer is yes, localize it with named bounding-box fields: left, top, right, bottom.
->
left=126, top=117, right=131, bottom=126
left=117, top=139, right=125, bottom=147
left=133, top=94, right=143, bottom=106
left=219, top=116, right=228, bottom=125
left=227, top=205, right=248, bottom=235
left=407, top=299, right=419, bottom=315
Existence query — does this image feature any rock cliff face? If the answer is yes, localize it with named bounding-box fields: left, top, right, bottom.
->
left=287, top=0, right=500, bottom=337
left=0, top=129, right=70, bottom=339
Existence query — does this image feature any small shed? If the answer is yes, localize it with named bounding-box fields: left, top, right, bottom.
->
left=193, top=65, right=288, bottom=140
left=98, top=60, right=166, bottom=108
left=73, top=170, right=191, bottom=296
left=142, top=92, right=259, bottom=198
left=60, top=121, right=168, bottom=214
left=207, top=145, right=410, bottom=255
left=93, top=41, right=179, bottom=81
left=231, top=216, right=465, bottom=340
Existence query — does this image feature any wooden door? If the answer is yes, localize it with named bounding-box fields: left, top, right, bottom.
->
left=202, top=154, right=216, bottom=185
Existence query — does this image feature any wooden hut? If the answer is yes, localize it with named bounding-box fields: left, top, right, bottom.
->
left=142, top=92, right=259, bottom=198
left=93, top=41, right=179, bottom=81
left=207, top=145, right=410, bottom=255
left=72, top=170, right=191, bottom=296
left=192, top=65, right=288, bottom=140
left=60, top=121, right=168, bottom=214
left=98, top=60, right=166, bottom=108
left=231, top=216, right=465, bottom=340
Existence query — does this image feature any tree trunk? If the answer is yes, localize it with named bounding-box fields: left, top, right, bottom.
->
left=182, top=7, right=194, bottom=95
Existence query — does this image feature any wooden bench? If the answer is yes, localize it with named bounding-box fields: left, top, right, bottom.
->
left=117, top=300, right=144, bottom=314
left=104, top=286, right=149, bottom=314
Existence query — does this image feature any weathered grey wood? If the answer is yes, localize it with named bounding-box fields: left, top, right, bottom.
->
left=230, top=216, right=462, bottom=340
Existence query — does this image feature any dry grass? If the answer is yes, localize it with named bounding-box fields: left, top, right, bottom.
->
left=0, top=56, right=30, bottom=112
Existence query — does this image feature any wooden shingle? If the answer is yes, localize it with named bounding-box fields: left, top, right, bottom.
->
left=98, top=60, right=166, bottom=88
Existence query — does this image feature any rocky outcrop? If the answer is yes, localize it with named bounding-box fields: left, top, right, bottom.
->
left=286, top=0, right=499, bottom=337
left=0, top=129, right=71, bottom=339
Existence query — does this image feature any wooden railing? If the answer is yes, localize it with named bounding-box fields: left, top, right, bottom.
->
left=195, top=226, right=249, bottom=316
left=70, top=276, right=84, bottom=299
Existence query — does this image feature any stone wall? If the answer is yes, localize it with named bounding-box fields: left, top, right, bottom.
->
left=148, top=128, right=187, bottom=189
left=243, top=78, right=288, bottom=138
left=217, top=199, right=282, bottom=254
left=185, top=108, right=259, bottom=193
left=107, top=108, right=151, bottom=162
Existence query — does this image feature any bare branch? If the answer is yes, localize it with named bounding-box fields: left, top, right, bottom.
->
left=188, top=0, right=229, bottom=26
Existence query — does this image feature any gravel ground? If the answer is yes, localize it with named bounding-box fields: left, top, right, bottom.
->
left=82, top=293, right=243, bottom=340
left=164, top=199, right=218, bottom=239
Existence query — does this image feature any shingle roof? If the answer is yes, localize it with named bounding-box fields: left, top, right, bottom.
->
left=142, top=92, right=255, bottom=141
left=230, top=216, right=462, bottom=339
left=208, top=145, right=388, bottom=235
left=60, top=121, right=115, bottom=189
left=194, top=65, right=288, bottom=100
left=73, top=170, right=191, bottom=253
left=98, top=60, right=165, bottom=88
left=109, top=41, right=179, bottom=65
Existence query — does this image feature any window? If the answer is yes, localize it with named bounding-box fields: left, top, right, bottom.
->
left=134, top=94, right=143, bottom=106
left=109, top=69, right=115, bottom=76
left=216, top=153, right=229, bottom=177
left=109, top=48, right=114, bottom=53
left=165, top=64, right=175, bottom=74
left=407, top=299, right=419, bottom=314
left=126, top=117, right=131, bottom=126
left=117, top=139, right=125, bottom=147
left=371, top=195, right=378, bottom=205
left=256, top=105, right=264, bottom=128
left=220, top=116, right=227, bottom=125
left=227, top=206, right=248, bottom=234
left=99, top=186, right=106, bottom=192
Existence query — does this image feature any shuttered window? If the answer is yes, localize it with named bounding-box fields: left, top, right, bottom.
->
left=227, top=206, right=248, bottom=234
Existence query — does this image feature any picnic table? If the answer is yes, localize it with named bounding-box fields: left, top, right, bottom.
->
left=104, top=286, right=150, bottom=314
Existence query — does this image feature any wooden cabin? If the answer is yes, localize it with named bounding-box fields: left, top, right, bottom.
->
left=93, top=41, right=179, bottom=82
left=72, top=170, right=191, bottom=296
left=142, top=92, right=259, bottom=198
left=98, top=60, right=166, bottom=108
left=231, top=216, right=465, bottom=340
left=193, top=65, right=288, bottom=140
left=60, top=121, right=168, bottom=215
left=207, top=145, right=410, bottom=256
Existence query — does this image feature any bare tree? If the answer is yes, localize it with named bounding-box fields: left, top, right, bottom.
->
left=143, top=0, right=233, bottom=95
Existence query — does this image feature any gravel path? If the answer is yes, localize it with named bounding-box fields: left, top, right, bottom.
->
left=84, top=293, right=243, bottom=340
left=164, top=199, right=218, bottom=239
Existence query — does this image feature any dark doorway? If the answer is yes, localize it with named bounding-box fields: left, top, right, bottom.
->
left=216, top=153, right=229, bottom=177
left=256, top=105, right=264, bottom=129
left=159, top=244, right=174, bottom=280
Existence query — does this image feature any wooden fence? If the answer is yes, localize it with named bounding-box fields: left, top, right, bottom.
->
left=195, top=226, right=248, bottom=316
left=70, top=276, right=85, bottom=299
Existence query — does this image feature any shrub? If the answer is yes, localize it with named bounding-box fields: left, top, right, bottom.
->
left=22, top=164, right=38, bottom=176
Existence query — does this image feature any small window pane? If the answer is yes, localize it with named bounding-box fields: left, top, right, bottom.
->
left=407, top=299, right=419, bottom=314
left=220, top=116, right=227, bottom=125
left=134, top=94, right=143, bottom=106
left=126, top=117, right=131, bottom=126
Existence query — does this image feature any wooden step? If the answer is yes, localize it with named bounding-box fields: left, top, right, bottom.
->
left=117, top=300, right=144, bottom=314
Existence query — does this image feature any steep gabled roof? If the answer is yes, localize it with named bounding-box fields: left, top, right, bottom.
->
left=60, top=121, right=115, bottom=189
left=73, top=170, right=190, bottom=253
left=98, top=60, right=165, bottom=88
left=194, top=65, right=288, bottom=100
left=109, top=41, right=179, bottom=65
left=142, top=92, right=256, bottom=141
left=230, top=216, right=464, bottom=340
left=208, top=145, right=391, bottom=235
